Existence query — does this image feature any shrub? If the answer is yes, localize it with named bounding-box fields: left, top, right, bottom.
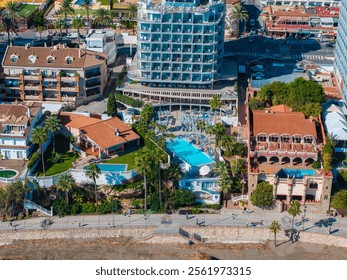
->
left=52, top=199, right=70, bottom=216
left=116, top=93, right=143, bottom=108
left=70, top=203, right=81, bottom=215
left=312, top=161, right=321, bottom=169
left=98, top=200, right=113, bottom=214
left=191, top=208, right=201, bottom=215
left=28, top=152, right=39, bottom=169
left=131, top=199, right=144, bottom=209
left=81, top=202, right=96, bottom=214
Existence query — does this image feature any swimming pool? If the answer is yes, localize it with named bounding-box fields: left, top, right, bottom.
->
left=83, top=164, right=127, bottom=172
left=0, top=169, right=17, bottom=178
left=278, top=168, right=315, bottom=179
left=74, top=0, right=94, bottom=5
left=166, top=138, right=214, bottom=167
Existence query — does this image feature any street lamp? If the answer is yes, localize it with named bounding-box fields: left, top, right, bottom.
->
left=302, top=205, right=307, bottom=230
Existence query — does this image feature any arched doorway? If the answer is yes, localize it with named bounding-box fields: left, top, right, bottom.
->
left=269, top=156, right=279, bottom=165
left=304, top=158, right=314, bottom=166
left=258, top=156, right=267, bottom=164
left=293, top=157, right=303, bottom=165
left=281, top=157, right=290, bottom=165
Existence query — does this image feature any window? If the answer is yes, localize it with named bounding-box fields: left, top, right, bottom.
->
left=28, top=54, right=37, bottom=64
left=309, top=183, right=318, bottom=189
left=16, top=151, right=23, bottom=159
left=66, top=56, right=73, bottom=64
left=47, top=56, right=54, bottom=63
left=4, top=151, right=10, bottom=159
left=10, top=55, right=18, bottom=63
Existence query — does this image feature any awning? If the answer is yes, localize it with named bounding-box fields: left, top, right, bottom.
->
left=320, top=17, right=334, bottom=24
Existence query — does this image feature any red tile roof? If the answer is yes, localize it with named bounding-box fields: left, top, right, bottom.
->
left=252, top=106, right=317, bottom=138
left=59, top=112, right=101, bottom=129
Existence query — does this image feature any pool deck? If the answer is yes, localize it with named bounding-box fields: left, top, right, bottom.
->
left=0, top=159, right=26, bottom=177
left=258, top=164, right=316, bottom=176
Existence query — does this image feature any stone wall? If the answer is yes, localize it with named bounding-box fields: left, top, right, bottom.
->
left=1, top=226, right=347, bottom=248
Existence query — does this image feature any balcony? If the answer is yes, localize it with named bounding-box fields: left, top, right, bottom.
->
left=86, top=81, right=101, bottom=89
left=24, top=83, right=41, bottom=90
left=85, top=71, right=100, bottom=79
left=61, top=86, right=79, bottom=92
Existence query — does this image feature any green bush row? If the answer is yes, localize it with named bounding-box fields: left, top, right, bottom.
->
left=116, top=93, right=143, bottom=108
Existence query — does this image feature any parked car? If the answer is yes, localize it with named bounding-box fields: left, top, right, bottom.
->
left=293, top=67, right=305, bottom=73
left=252, top=65, right=264, bottom=72
left=253, top=72, right=264, bottom=78
left=67, top=32, right=78, bottom=39
left=116, top=102, right=127, bottom=110
left=325, top=43, right=334, bottom=48
left=127, top=108, right=140, bottom=115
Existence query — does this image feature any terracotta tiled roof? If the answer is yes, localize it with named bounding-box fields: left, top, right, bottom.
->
left=80, top=117, right=140, bottom=149
left=3, top=45, right=106, bottom=69
left=59, top=112, right=101, bottom=129
left=252, top=106, right=317, bottom=138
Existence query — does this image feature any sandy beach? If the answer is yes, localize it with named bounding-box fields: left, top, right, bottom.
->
left=0, top=237, right=346, bottom=260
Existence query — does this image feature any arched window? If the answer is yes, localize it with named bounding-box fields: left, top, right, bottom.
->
left=10, top=55, right=18, bottom=63
left=66, top=56, right=73, bottom=65
left=28, top=54, right=37, bottom=64
left=47, top=56, right=54, bottom=63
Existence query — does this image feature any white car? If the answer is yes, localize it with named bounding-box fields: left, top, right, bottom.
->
left=67, top=32, right=78, bottom=39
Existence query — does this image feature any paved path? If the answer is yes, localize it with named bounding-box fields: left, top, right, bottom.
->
left=1, top=209, right=346, bottom=238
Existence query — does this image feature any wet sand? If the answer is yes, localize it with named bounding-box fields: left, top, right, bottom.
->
left=0, top=237, right=346, bottom=260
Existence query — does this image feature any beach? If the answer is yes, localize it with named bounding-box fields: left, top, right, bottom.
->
left=1, top=237, right=347, bottom=260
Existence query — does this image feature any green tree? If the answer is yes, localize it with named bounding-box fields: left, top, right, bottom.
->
left=84, top=163, right=101, bottom=211
left=93, top=8, right=112, bottom=27
left=164, top=163, right=182, bottom=192
left=251, top=181, right=274, bottom=207
left=55, top=18, right=66, bottom=42
left=322, top=137, right=334, bottom=172
left=287, top=200, right=301, bottom=242
left=58, top=0, right=75, bottom=33
left=128, top=3, right=137, bottom=34
left=139, top=104, right=154, bottom=126
left=214, top=161, right=233, bottom=203
left=44, top=116, right=61, bottom=153
left=248, top=98, right=265, bottom=110
left=79, top=0, right=94, bottom=31
left=71, top=17, right=84, bottom=46
left=33, top=10, right=47, bottom=30
left=258, top=81, right=288, bottom=104
left=56, top=173, right=76, bottom=205
left=212, top=123, right=225, bottom=148
left=169, top=189, right=196, bottom=208
left=269, top=220, right=281, bottom=247
left=135, top=147, right=153, bottom=210
left=229, top=4, right=249, bottom=37
left=153, top=147, right=167, bottom=208
left=4, top=1, right=19, bottom=22
left=209, top=95, right=222, bottom=124
left=107, top=93, right=118, bottom=117
left=1, top=15, right=17, bottom=45
left=30, top=127, right=48, bottom=176
left=331, top=190, right=347, bottom=210
left=0, top=182, right=26, bottom=216
left=230, top=158, right=247, bottom=177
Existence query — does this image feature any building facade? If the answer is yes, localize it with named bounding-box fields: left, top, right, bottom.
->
left=1, top=44, right=108, bottom=108
left=260, top=0, right=341, bottom=7
left=334, top=0, right=347, bottom=104
left=0, top=101, right=42, bottom=160
left=129, top=0, right=225, bottom=88
left=247, top=105, right=332, bottom=211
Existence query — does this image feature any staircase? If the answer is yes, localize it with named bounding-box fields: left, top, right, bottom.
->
left=24, top=199, right=53, bottom=217
left=232, top=195, right=249, bottom=202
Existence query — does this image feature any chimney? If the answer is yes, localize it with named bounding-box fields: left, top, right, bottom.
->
left=27, top=107, right=31, bottom=118
left=44, top=42, right=47, bottom=48
left=115, top=128, right=120, bottom=136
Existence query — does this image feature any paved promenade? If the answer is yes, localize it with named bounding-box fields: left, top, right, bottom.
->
left=1, top=208, right=346, bottom=237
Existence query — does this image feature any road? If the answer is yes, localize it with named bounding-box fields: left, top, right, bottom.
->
left=1, top=208, right=346, bottom=238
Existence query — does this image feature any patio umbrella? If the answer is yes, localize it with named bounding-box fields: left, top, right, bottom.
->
left=199, top=165, right=211, bottom=176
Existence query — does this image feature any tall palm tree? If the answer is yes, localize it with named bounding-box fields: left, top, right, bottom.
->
left=153, top=147, right=167, bottom=208
left=44, top=116, right=61, bottom=154
left=79, top=0, right=94, bottom=32
left=128, top=4, right=137, bottom=34
left=5, top=1, right=19, bottom=22
left=55, top=18, right=67, bottom=42
left=288, top=200, right=301, bottom=242
left=229, top=4, right=249, bottom=38
left=209, top=95, right=222, bottom=124
left=84, top=163, right=101, bottom=211
left=30, top=127, right=48, bottom=176
left=56, top=173, right=76, bottom=205
left=1, top=16, right=16, bottom=45
left=135, top=147, right=153, bottom=210
left=93, top=8, right=112, bottom=28
left=214, top=161, right=232, bottom=204
left=165, top=163, right=182, bottom=192
left=71, top=17, right=84, bottom=46
left=212, top=123, right=225, bottom=148
left=269, top=221, right=281, bottom=247
left=59, top=0, right=75, bottom=33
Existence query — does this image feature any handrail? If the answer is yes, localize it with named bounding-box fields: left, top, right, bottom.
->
left=24, top=199, right=52, bottom=217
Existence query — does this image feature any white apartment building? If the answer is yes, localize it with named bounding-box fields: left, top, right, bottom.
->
left=260, top=0, right=341, bottom=7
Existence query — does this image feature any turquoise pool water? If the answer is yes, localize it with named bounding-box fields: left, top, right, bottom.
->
left=278, top=168, right=314, bottom=179
left=167, top=138, right=214, bottom=167
left=83, top=164, right=127, bottom=172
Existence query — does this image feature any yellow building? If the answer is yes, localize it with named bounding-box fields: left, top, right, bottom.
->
left=0, top=0, right=44, bottom=9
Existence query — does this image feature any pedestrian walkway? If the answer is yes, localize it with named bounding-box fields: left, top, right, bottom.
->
left=292, top=54, right=325, bottom=61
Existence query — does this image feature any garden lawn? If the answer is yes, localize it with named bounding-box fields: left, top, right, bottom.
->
left=37, top=135, right=79, bottom=176
left=18, top=4, right=37, bottom=18
left=105, top=150, right=137, bottom=170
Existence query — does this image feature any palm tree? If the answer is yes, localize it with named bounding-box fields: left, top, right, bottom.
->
left=71, top=17, right=84, bottom=46
left=128, top=4, right=137, bottom=34
left=79, top=0, right=94, bottom=32
left=229, top=4, right=249, bottom=38
left=30, top=127, right=48, bottom=176
left=93, top=8, right=112, bottom=28
left=45, top=116, right=61, bottom=154
left=269, top=221, right=281, bottom=247
left=153, top=147, right=167, bottom=208
left=84, top=163, right=101, bottom=211
left=5, top=1, right=19, bottom=23
left=287, top=200, right=301, bottom=242
left=55, top=19, right=66, bottom=42
left=165, top=163, right=182, bottom=192
left=56, top=173, right=76, bottom=205
left=214, top=161, right=232, bottom=205
left=135, top=147, right=153, bottom=210
left=1, top=16, right=16, bottom=45
left=59, top=0, right=75, bottom=33
left=209, top=95, right=222, bottom=124
left=212, top=123, right=225, bottom=148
